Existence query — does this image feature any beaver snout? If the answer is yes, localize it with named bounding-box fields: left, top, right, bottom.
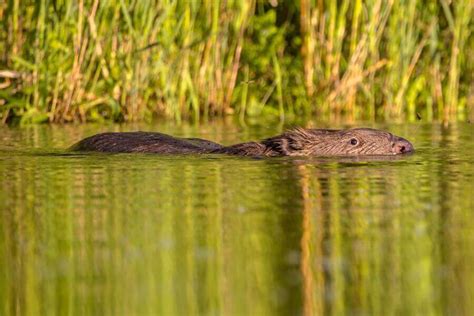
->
left=392, top=137, right=414, bottom=154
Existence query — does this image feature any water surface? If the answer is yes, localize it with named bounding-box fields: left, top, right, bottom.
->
left=0, top=122, right=473, bottom=315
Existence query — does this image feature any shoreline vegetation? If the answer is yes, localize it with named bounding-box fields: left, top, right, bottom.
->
left=0, top=1, right=472, bottom=124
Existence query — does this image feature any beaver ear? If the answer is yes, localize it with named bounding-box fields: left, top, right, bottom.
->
left=262, top=134, right=303, bottom=155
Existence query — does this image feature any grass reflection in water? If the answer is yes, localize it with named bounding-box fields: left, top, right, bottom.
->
left=0, top=123, right=473, bottom=315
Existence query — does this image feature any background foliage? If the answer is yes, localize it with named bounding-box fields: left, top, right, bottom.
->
left=0, top=0, right=472, bottom=124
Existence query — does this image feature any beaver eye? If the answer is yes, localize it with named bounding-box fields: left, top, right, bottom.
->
left=350, top=138, right=358, bottom=145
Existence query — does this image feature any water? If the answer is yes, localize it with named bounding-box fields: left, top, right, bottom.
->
left=0, top=122, right=473, bottom=316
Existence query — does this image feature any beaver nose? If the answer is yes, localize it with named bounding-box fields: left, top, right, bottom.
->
left=392, top=137, right=414, bottom=154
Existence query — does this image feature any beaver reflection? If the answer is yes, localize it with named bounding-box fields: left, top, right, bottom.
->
left=71, top=128, right=414, bottom=157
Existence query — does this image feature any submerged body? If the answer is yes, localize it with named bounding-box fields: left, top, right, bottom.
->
left=70, top=131, right=223, bottom=154
left=71, top=128, right=414, bottom=156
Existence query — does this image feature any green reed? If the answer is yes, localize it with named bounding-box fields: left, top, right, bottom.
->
left=0, top=0, right=471, bottom=124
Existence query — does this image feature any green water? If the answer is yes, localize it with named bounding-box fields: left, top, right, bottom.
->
left=0, top=122, right=473, bottom=316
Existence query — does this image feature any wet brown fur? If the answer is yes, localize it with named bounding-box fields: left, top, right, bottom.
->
left=70, top=131, right=223, bottom=154
left=71, top=128, right=414, bottom=156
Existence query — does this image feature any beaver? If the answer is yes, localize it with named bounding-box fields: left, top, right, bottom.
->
left=71, top=128, right=414, bottom=156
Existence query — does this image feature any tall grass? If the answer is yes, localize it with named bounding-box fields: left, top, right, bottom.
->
left=298, top=0, right=473, bottom=121
left=0, top=0, right=472, bottom=124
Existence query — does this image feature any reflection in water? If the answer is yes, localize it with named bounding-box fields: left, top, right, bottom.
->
left=0, top=123, right=473, bottom=315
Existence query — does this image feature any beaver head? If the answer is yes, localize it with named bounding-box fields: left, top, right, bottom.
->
left=259, top=128, right=414, bottom=156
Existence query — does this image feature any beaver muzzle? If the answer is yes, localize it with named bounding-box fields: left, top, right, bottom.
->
left=392, top=137, right=414, bottom=154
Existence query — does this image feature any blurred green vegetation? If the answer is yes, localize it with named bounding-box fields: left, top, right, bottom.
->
left=0, top=0, right=472, bottom=124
